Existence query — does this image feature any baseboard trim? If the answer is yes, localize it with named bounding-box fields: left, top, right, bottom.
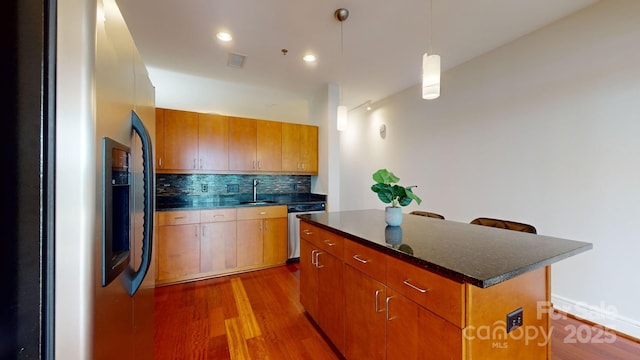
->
left=552, top=293, right=640, bottom=342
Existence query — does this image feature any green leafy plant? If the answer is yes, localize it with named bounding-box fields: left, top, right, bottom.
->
left=371, top=169, right=422, bottom=207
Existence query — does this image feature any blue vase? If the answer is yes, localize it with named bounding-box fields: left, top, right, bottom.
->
left=385, top=206, right=403, bottom=226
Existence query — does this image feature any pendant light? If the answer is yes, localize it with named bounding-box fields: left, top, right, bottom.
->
left=335, top=8, right=349, bottom=131
left=422, top=0, right=440, bottom=100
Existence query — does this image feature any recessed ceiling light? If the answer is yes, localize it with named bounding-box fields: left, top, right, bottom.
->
left=216, top=32, right=232, bottom=42
left=303, top=54, right=317, bottom=63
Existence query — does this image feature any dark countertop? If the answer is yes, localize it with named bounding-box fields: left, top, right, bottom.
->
left=298, top=209, right=592, bottom=288
left=156, top=193, right=326, bottom=211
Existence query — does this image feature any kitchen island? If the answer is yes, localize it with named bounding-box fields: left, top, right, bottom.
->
left=298, top=209, right=592, bottom=359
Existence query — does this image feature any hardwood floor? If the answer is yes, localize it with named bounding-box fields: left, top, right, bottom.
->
left=154, top=264, right=640, bottom=360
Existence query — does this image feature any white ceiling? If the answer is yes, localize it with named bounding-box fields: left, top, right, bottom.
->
left=116, top=0, right=598, bottom=120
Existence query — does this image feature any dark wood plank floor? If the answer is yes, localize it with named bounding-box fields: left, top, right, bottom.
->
left=154, top=264, right=640, bottom=360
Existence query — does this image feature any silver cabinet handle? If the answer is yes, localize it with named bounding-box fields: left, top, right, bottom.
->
left=323, top=239, right=336, bottom=247
left=258, top=160, right=261, bottom=169
left=199, top=158, right=203, bottom=169
left=173, top=216, right=185, bottom=220
left=386, top=296, right=396, bottom=321
left=252, top=160, right=256, bottom=169
left=375, top=289, right=384, bottom=313
left=214, top=214, right=224, bottom=219
left=159, top=157, right=162, bottom=167
left=403, top=279, right=429, bottom=293
left=303, top=230, right=313, bottom=235
left=311, top=249, right=318, bottom=266
left=352, top=255, right=369, bottom=264
left=315, top=251, right=324, bottom=268
left=259, top=211, right=267, bottom=215
left=193, top=158, right=197, bottom=169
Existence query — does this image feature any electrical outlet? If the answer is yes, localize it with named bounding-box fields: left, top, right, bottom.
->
left=506, top=308, right=523, bottom=333
left=201, top=183, right=208, bottom=192
left=227, top=184, right=239, bottom=193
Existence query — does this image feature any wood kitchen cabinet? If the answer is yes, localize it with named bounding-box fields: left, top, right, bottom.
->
left=157, top=209, right=237, bottom=285
left=236, top=205, right=287, bottom=268
left=229, top=117, right=282, bottom=172
left=198, top=114, right=229, bottom=171
left=157, top=210, right=201, bottom=281
left=344, top=265, right=386, bottom=360
left=343, top=239, right=387, bottom=360
left=156, top=108, right=229, bottom=172
left=299, top=223, right=345, bottom=353
left=302, top=233, right=465, bottom=360
left=157, top=108, right=199, bottom=170
left=157, top=108, right=317, bottom=175
left=282, top=123, right=318, bottom=174
left=155, top=108, right=165, bottom=169
left=200, top=209, right=236, bottom=273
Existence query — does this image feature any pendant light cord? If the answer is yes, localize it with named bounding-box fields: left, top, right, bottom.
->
left=429, top=0, right=433, bottom=54
left=340, top=19, right=344, bottom=104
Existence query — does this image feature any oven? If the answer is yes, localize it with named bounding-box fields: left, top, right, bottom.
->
left=287, top=202, right=326, bottom=262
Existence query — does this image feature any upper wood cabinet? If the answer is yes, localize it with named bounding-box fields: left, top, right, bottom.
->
left=256, top=120, right=282, bottom=172
left=229, top=117, right=282, bottom=172
left=228, top=117, right=257, bottom=171
left=198, top=114, right=229, bottom=171
left=282, top=123, right=318, bottom=174
left=156, top=108, right=229, bottom=172
left=158, top=108, right=317, bottom=175
left=160, top=109, right=199, bottom=170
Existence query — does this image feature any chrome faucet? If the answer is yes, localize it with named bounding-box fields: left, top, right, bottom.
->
left=253, top=179, right=259, bottom=202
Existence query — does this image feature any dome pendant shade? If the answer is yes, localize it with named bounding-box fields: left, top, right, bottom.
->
left=422, top=53, right=440, bottom=100
left=337, top=105, right=348, bottom=131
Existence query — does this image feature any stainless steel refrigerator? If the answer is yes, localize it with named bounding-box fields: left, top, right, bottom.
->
left=56, top=0, right=156, bottom=358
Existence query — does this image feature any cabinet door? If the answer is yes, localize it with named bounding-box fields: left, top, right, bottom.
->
left=157, top=224, right=200, bottom=281
left=317, top=251, right=345, bottom=353
left=236, top=219, right=263, bottom=267
left=200, top=221, right=236, bottom=273
left=281, top=122, right=299, bottom=172
left=417, top=306, right=463, bottom=360
left=344, top=265, right=386, bottom=360
left=386, top=288, right=419, bottom=359
left=155, top=108, right=165, bottom=169
left=162, top=109, right=199, bottom=170
left=263, top=217, right=287, bottom=266
left=228, top=117, right=257, bottom=171
left=299, top=125, right=318, bottom=174
left=198, top=114, right=229, bottom=171
left=256, top=120, right=281, bottom=171
left=300, top=239, right=318, bottom=319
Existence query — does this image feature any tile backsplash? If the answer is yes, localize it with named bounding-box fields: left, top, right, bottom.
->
left=156, top=174, right=311, bottom=198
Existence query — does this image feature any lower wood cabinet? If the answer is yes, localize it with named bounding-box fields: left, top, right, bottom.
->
left=236, top=205, right=288, bottom=268
left=156, top=206, right=287, bottom=285
left=344, top=264, right=386, bottom=360
left=300, top=229, right=345, bottom=354
left=301, top=221, right=550, bottom=360
left=157, top=223, right=200, bottom=281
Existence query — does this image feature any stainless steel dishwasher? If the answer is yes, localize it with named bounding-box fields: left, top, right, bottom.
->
left=287, top=202, right=326, bottom=262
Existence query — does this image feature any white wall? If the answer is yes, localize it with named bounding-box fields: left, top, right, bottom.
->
left=340, top=0, right=640, bottom=338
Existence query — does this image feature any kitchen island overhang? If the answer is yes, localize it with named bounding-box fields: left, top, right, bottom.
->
left=298, top=209, right=592, bottom=289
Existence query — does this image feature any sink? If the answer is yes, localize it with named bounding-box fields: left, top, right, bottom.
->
left=240, top=200, right=278, bottom=205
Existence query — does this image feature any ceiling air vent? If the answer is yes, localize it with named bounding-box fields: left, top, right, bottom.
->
left=227, top=53, right=246, bottom=68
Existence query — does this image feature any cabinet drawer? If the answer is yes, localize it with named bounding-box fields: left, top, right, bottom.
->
left=158, top=210, right=200, bottom=226
left=200, top=208, right=236, bottom=223
left=300, top=221, right=320, bottom=243
left=344, top=240, right=386, bottom=283
left=315, top=228, right=344, bottom=259
left=237, top=205, right=287, bottom=220
left=386, top=256, right=464, bottom=328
